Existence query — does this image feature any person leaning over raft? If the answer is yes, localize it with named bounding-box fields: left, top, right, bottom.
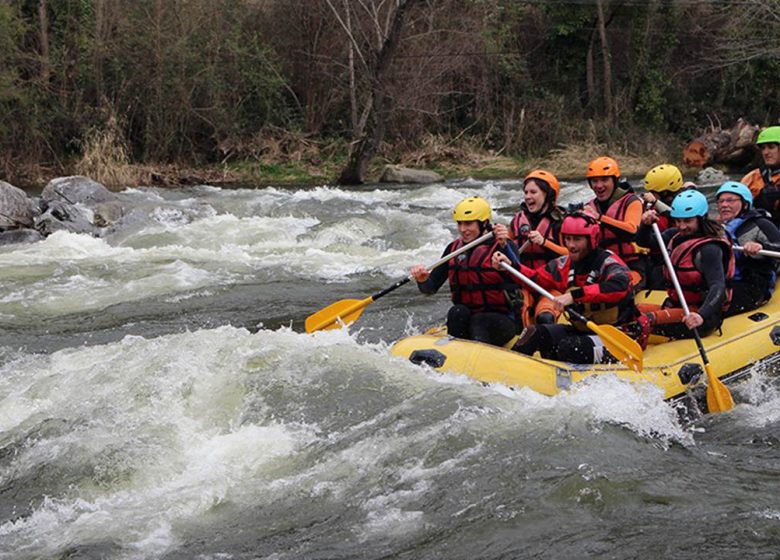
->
left=715, top=181, right=780, bottom=316
left=492, top=169, right=568, bottom=327
left=741, top=126, right=780, bottom=226
left=636, top=189, right=735, bottom=340
left=410, top=196, right=521, bottom=347
left=492, top=213, right=647, bottom=364
left=581, top=156, right=645, bottom=288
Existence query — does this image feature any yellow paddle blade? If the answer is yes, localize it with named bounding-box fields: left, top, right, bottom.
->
left=305, top=297, right=373, bottom=333
left=586, top=321, right=643, bottom=372
left=704, top=363, right=735, bottom=413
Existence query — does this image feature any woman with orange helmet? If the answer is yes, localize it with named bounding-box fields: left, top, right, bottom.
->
left=492, top=212, right=643, bottom=364
left=582, top=156, right=645, bottom=287
left=493, top=169, right=568, bottom=326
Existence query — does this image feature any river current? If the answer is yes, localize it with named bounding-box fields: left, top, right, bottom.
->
left=1, top=179, right=779, bottom=559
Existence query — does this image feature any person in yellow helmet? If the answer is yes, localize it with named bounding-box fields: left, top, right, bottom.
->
left=582, top=156, right=646, bottom=288
left=742, top=126, right=780, bottom=225
left=493, top=169, right=568, bottom=327
left=641, top=163, right=687, bottom=289
left=410, top=196, right=521, bottom=346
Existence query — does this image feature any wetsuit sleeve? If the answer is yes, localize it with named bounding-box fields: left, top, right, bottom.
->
left=416, top=242, right=454, bottom=295
left=695, top=243, right=727, bottom=321
left=513, top=258, right=567, bottom=293
left=754, top=218, right=780, bottom=253
left=574, top=261, right=632, bottom=304
left=598, top=197, right=642, bottom=235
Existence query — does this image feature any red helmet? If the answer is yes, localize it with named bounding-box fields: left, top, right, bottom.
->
left=586, top=156, right=621, bottom=180
left=560, top=214, right=600, bottom=249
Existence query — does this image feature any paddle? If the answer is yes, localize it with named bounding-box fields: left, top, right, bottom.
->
left=651, top=223, right=734, bottom=413
left=733, top=245, right=780, bottom=259
left=498, top=262, right=643, bottom=372
left=305, top=230, right=495, bottom=333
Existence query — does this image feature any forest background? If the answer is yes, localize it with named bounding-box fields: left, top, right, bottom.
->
left=1, top=0, right=778, bottom=190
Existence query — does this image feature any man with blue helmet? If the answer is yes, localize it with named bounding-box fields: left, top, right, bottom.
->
left=716, top=181, right=780, bottom=315
left=636, top=189, right=735, bottom=339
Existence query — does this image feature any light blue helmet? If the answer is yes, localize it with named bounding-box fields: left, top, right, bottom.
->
left=715, top=181, right=752, bottom=209
left=670, top=190, right=709, bottom=218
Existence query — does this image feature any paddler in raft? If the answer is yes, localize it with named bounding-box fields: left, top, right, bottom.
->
left=492, top=212, right=651, bottom=364
left=580, top=156, right=646, bottom=289
left=714, top=181, right=780, bottom=317
left=636, top=189, right=735, bottom=339
left=640, top=163, right=687, bottom=290
left=492, top=169, right=567, bottom=328
left=410, top=196, right=523, bottom=347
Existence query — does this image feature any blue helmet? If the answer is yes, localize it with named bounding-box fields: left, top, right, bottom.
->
left=670, top=190, right=709, bottom=218
left=715, top=181, right=752, bottom=209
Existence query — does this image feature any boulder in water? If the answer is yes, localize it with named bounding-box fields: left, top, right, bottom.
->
left=37, top=176, right=124, bottom=235
left=0, top=180, right=37, bottom=230
left=380, top=165, right=443, bottom=184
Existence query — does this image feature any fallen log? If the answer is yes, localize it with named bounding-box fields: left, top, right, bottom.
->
left=682, top=117, right=759, bottom=168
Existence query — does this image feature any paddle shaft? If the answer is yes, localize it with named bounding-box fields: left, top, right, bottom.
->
left=732, top=245, right=780, bottom=259
left=371, top=231, right=496, bottom=301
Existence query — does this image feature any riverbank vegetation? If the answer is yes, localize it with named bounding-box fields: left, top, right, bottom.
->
left=1, top=0, right=778, bottom=189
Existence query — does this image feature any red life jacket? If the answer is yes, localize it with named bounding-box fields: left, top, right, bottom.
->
left=510, top=211, right=556, bottom=270
left=663, top=234, right=735, bottom=309
left=586, top=191, right=640, bottom=263
left=447, top=239, right=514, bottom=313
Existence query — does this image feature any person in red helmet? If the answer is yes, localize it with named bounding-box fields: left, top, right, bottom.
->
left=492, top=212, right=645, bottom=364
left=493, top=169, right=568, bottom=327
left=582, top=156, right=645, bottom=288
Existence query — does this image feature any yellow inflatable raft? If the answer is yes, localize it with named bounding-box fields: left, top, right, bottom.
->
left=391, top=292, right=780, bottom=408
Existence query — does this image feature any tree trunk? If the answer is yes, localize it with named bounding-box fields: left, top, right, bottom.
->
left=682, top=117, right=760, bottom=168
left=38, top=0, right=50, bottom=83
left=337, top=0, right=419, bottom=185
left=596, top=0, right=613, bottom=123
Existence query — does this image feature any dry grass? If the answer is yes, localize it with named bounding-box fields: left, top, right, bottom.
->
left=74, top=116, right=144, bottom=190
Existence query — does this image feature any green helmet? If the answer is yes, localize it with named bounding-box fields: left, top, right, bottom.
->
left=756, top=126, right=780, bottom=145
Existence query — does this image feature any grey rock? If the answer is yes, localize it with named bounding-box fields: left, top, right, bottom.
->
left=696, top=167, right=728, bottom=186
left=0, top=228, right=44, bottom=245
left=37, top=176, right=124, bottom=236
left=380, top=165, right=443, bottom=184
left=0, top=180, right=37, bottom=230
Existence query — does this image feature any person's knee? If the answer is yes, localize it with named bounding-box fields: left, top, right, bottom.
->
left=556, top=336, right=595, bottom=364
left=535, top=311, right=556, bottom=325
left=447, top=305, right=471, bottom=338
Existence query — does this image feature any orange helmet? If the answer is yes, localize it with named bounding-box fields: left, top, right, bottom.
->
left=586, top=156, right=621, bottom=179
left=524, top=169, right=560, bottom=200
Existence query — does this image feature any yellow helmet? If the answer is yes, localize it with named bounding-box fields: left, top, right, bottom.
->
left=643, top=164, right=683, bottom=193
left=453, top=196, right=491, bottom=222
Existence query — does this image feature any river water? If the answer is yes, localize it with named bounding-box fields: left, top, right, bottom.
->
left=1, top=179, right=779, bottom=559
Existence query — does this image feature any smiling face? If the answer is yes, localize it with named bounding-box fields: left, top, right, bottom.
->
left=523, top=180, right=548, bottom=213
left=761, top=143, right=780, bottom=167
left=563, top=234, right=590, bottom=262
left=457, top=220, right=482, bottom=243
left=717, top=193, right=744, bottom=223
left=589, top=176, right=615, bottom=202
left=673, top=216, right=700, bottom=235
